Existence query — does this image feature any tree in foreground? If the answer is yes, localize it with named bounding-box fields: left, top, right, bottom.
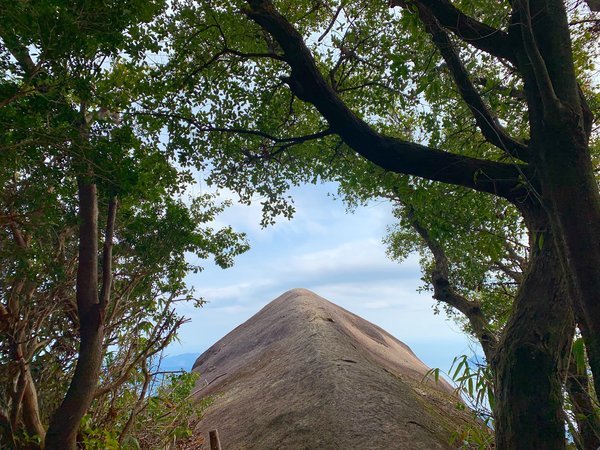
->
left=1, top=0, right=598, bottom=447
left=379, top=179, right=600, bottom=449
left=0, top=2, right=247, bottom=448
left=159, top=0, right=599, bottom=447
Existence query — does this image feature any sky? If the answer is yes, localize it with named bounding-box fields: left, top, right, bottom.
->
left=166, top=180, right=477, bottom=375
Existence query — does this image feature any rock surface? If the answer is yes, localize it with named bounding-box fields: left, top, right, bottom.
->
left=191, top=288, right=476, bottom=449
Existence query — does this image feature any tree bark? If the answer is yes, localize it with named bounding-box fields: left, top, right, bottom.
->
left=542, top=158, right=600, bottom=405
left=566, top=349, right=600, bottom=450
left=241, top=1, right=600, bottom=446
left=6, top=326, right=45, bottom=445
left=492, top=211, right=573, bottom=450
left=510, top=0, right=600, bottom=407
left=45, top=179, right=103, bottom=450
left=20, top=362, right=45, bottom=446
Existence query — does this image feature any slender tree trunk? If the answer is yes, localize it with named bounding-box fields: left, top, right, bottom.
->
left=11, top=336, right=45, bottom=445
left=566, top=349, right=600, bottom=450
left=492, top=211, right=573, bottom=449
left=3, top=225, right=44, bottom=447
left=9, top=368, right=26, bottom=435
left=7, top=329, right=43, bottom=448
left=45, top=180, right=103, bottom=450
left=20, top=361, right=45, bottom=445
left=530, top=99, right=600, bottom=404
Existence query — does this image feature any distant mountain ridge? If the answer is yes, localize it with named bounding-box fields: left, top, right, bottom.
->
left=191, top=288, right=479, bottom=449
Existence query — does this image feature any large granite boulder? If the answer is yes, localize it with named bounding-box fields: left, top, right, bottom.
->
left=191, top=288, right=478, bottom=449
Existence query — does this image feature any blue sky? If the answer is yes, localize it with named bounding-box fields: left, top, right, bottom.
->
left=167, top=180, right=476, bottom=374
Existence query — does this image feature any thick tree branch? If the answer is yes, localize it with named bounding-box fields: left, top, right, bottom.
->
left=585, top=0, right=600, bottom=13
left=417, top=6, right=529, bottom=161
left=20, top=362, right=45, bottom=443
left=46, top=172, right=102, bottom=449
left=517, top=0, right=560, bottom=115
left=8, top=222, right=28, bottom=249
left=392, top=0, right=516, bottom=63
left=0, top=35, right=37, bottom=76
left=405, top=206, right=497, bottom=359
left=75, top=177, right=99, bottom=318
left=244, top=0, right=533, bottom=203
left=10, top=369, right=26, bottom=432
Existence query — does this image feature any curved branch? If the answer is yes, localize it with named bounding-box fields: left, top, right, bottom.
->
left=405, top=206, right=497, bottom=359
left=244, top=0, right=533, bottom=203
left=417, top=6, right=529, bottom=162
left=395, top=0, right=516, bottom=63
left=0, top=35, right=37, bottom=76
left=516, top=0, right=560, bottom=115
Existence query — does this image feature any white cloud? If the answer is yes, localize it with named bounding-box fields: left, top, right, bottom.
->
left=170, top=181, right=474, bottom=373
left=286, top=239, right=386, bottom=270
left=363, top=300, right=394, bottom=309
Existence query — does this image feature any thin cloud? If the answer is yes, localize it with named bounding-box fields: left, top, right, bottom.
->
left=171, top=181, right=472, bottom=373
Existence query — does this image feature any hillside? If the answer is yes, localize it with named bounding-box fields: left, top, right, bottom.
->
left=191, top=288, right=479, bottom=449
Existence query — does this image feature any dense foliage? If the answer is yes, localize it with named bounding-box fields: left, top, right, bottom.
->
left=155, top=0, right=599, bottom=448
left=0, top=1, right=247, bottom=448
left=1, top=0, right=599, bottom=448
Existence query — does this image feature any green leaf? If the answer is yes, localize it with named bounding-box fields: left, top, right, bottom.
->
left=572, top=338, right=586, bottom=376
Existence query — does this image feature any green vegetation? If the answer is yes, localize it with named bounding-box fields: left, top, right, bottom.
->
left=1, top=0, right=599, bottom=448
left=0, top=2, right=246, bottom=448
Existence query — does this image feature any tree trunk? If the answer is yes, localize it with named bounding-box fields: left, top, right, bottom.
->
left=543, top=160, right=600, bottom=404
left=20, top=363, right=45, bottom=446
left=515, top=0, right=600, bottom=407
left=566, top=348, right=600, bottom=450
left=45, top=180, right=103, bottom=450
left=492, top=212, right=573, bottom=449
left=7, top=332, right=44, bottom=446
